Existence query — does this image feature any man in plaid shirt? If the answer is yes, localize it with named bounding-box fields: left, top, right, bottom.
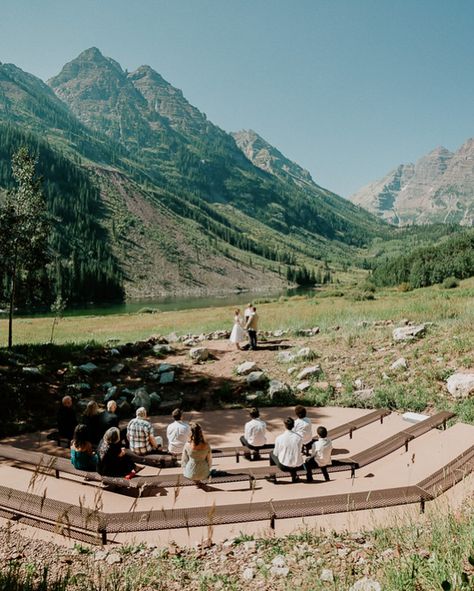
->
left=127, top=407, right=163, bottom=455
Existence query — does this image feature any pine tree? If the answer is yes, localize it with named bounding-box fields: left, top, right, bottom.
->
left=0, top=147, right=51, bottom=347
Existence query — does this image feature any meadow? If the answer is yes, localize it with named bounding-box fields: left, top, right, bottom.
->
left=1, top=278, right=473, bottom=347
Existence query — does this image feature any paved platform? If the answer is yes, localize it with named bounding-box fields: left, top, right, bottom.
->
left=1, top=406, right=473, bottom=547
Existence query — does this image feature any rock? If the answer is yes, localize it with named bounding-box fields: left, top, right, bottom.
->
left=296, top=381, right=311, bottom=391
left=246, top=371, right=268, bottom=386
left=296, top=365, right=322, bottom=380
left=102, top=382, right=113, bottom=391
left=287, top=366, right=298, bottom=375
left=183, top=338, right=199, bottom=347
left=78, top=362, right=99, bottom=374
left=349, top=578, right=382, bottom=591
left=109, top=348, right=120, bottom=356
left=236, top=361, right=260, bottom=375
left=245, top=393, right=260, bottom=402
left=149, top=392, right=161, bottom=410
left=94, top=550, right=108, bottom=561
left=353, top=388, right=375, bottom=402
left=294, top=347, right=317, bottom=361
left=189, top=347, right=209, bottom=362
left=158, top=363, right=176, bottom=373
left=296, top=327, right=320, bottom=336
left=131, top=387, right=151, bottom=412
left=357, top=321, right=369, bottom=328
left=446, top=372, right=474, bottom=398
left=105, top=552, right=122, bottom=565
left=271, top=555, right=286, bottom=568
left=272, top=329, right=286, bottom=337
left=242, top=567, right=255, bottom=581
left=104, top=386, right=119, bottom=402
left=159, top=398, right=183, bottom=411
left=392, top=324, right=426, bottom=341
left=159, top=371, right=175, bottom=384
left=166, top=332, right=179, bottom=343
left=110, top=363, right=126, bottom=375
left=22, top=367, right=41, bottom=376
left=277, top=351, right=296, bottom=363
left=354, top=378, right=365, bottom=389
left=390, top=357, right=408, bottom=371
left=320, top=568, right=334, bottom=582
left=152, top=344, right=174, bottom=356
left=242, top=540, right=256, bottom=551
left=67, top=383, right=91, bottom=393
left=268, top=380, right=291, bottom=400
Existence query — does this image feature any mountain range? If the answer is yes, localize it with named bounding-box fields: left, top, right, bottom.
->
left=350, top=140, right=474, bottom=226
left=0, top=47, right=394, bottom=303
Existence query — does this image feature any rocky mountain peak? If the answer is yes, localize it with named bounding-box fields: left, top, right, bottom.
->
left=350, top=139, right=474, bottom=226
left=232, top=129, right=313, bottom=186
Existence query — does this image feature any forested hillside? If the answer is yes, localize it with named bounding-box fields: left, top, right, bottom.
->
left=371, top=230, right=474, bottom=288
left=2, top=48, right=468, bottom=307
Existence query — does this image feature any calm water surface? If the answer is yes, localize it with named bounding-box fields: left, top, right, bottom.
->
left=19, top=287, right=315, bottom=318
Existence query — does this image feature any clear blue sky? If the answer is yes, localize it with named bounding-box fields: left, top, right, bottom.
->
left=1, top=0, right=473, bottom=197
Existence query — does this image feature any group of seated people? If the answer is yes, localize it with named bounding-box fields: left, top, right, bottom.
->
left=241, top=405, right=333, bottom=483
left=59, top=395, right=331, bottom=485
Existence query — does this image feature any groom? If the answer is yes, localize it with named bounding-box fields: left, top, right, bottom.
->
left=245, top=306, right=259, bottom=350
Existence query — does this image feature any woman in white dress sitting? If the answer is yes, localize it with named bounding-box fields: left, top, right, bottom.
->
left=229, top=308, right=246, bottom=350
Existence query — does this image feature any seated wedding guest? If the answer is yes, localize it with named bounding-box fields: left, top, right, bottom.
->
left=70, top=424, right=98, bottom=471
left=166, top=408, right=191, bottom=456
left=57, top=395, right=77, bottom=444
left=127, top=407, right=163, bottom=456
left=269, top=417, right=303, bottom=483
left=97, top=427, right=137, bottom=479
left=294, top=405, right=313, bottom=455
left=82, top=400, right=102, bottom=446
left=99, top=400, right=119, bottom=436
left=240, top=407, right=267, bottom=460
left=304, top=426, right=333, bottom=483
left=182, top=422, right=212, bottom=488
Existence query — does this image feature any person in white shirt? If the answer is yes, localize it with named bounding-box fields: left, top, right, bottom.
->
left=269, top=417, right=304, bottom=483
left=240, top=408, right=267, bottom=460
left=294, top=405, right=313, bottom=455
left=304, top=425, right=333, bottom=482
left=244, top=303, right=253, bottom=324
left=166, top=408, right=191, bottom=456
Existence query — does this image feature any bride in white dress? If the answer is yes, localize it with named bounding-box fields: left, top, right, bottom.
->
left=229, top=308, right=246, bottom=350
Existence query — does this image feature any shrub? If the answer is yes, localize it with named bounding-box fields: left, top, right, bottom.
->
left=136, top=307, right=160, bottom=314
left=398, top=282, right=412, bottom=292
left=442, top=276, right=460, bottom=289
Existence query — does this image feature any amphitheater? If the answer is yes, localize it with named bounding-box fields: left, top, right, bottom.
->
left=0, top=405, right=472, bottom=548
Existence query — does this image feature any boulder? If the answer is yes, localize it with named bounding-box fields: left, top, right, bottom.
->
left=353, top=378, right=365, bottom=390
left=183, top=338, right=199, bottom=347
left=246, top=371, right=268, bottom=386
left=353, top=388, right=375, bottom=402
left=296, top=327, right=320, bottom=337
left=152, top=344, right=174, bottom=356
left=131, top=387, right=151, bottom=412
left=268, top=380, right=291, bottom=400
left=296, top=365, right=322, bottom=380
left=296, top=381, right=311, bottom=392
left=159, top=371, right=175, bottom=384
left=294, top=347, right=318, bottom=361
left=390, top=357, right=408, bottom=371
left=189, top=347, right=209, bottom=362
left=22, top=367, right=41, bottom=376
left=110, top=363, right=126, bottom=375
left=104, top=386, right=119, bottom=402
left=159, top=398, right=183, bottom=411
left=392, top=324, right=426, bottom=342
left=67, top=383, right=91, bottom=393
left=78, top=362, right=99, bottom=374
left=287, top=366, right=298, bottom=375
left=236, top=361, right=260, bottom=375
left=245, top=393, right=261, bottom=402
left=149, top=392, right=162, bottom=410
left=349, top=578, right=381, bottom=591
left=272, top=329, right=287, bottom=338
left=166, top=332, right=179, bottom=343
left=277, top=351, right=296, bottom=363
left=158, top=363, right=176, bottom=373
left=446, top=373, right=474, bottom=398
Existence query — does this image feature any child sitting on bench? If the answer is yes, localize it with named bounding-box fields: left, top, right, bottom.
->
left=304, top=425, right=333, bottom=482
